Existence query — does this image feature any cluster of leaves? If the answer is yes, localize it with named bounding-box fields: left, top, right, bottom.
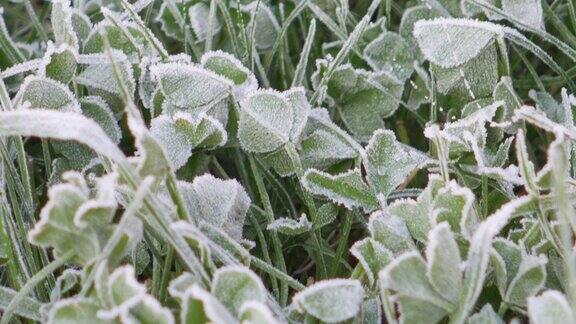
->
left=1, top=0, right=576, bottom=323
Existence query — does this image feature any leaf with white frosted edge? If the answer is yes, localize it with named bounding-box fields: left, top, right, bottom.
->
left=387, top=174, right=445, bottom=242
left=155, top=3, right=184, bottom=41
left=13, top=75, right=80, bottom=112
left=187, top=113, right=228, bottom=149
left=359, top=297, right=381, bottom=324
left=369, top=211, right=416, bottom=255
left=292, top=279, right=364, bottom=323
left=315, top=203, right=338, bottom=229
left=189, top=2, right=221, bottom=42
left=132, top=129, right=173, bottom=179
left=36, top=172, right=139, bottom=266
left=529, top=90, right=565, bottom=124
left=50, top=269, right=81, bottom=302
left=493, top=76, right=522, bottom=133
left=363, top=129, right=428, bottom=199
left=84, top=21, right=152, bottom=61
left=425, top=222, right=462, bottom=304
left=399, top=6, right=441, bottom=61
left=171, top=222, right=213, bottom=270
left=140, top=120, right=178, bottom=171
left=201, top=50, right=257, bottom=101
left=69, top=9, right=91, bottom=44
left=212, top=266, right=266, bottom=316
left=259, top=146, right=297, bottom=177
left=189, top=174, right=251, bottom=241
left=51, top=0, right=79, bottom=49
left=468, top=304, right=504, bottom=324
left=528, top=290, right=575, bottom=324
left=47, top=298, right=107, bottom=324
left=513, top=105, right=576, bottom=140
left=151, top=62, right=231, bottom=113
left=305, top=108, right=364, bottom=153
left=42, top=43, right=77, bottom=85
left=238, top=89, right=293, bottom=153
left=97, top=265, right=174, bottom=324
left=504, top=254, right=547, bottom=307
left=453, top=196, right=530, bottom=323
left=431, top=42, right=499, bottom=99
left=437, top=102, right=501, bottom=154
left=394, top=294, right=448, bottom=324
left=303, top=168, right=377, bottom=212
left=322, top=64, right=404, bottom=138
left=80, top=96, right=121, bottom=144
left=77, top=60, right=135, bottom=97
left=414, top=18, right=500, bottom=68
left=432, top=180, right=477, bottom=237
left=284, top=87, right=311, bottom=142
left=380, top=252, right=453, bottom=312
left=350, top=238, right=393, bottom=285
left=139, top=54, right=192, bottom=110
left=0, top=110, right=126, bottom=164
left=363, top=32, right=414, bottom=81
left=267, top=214, right=312, bottom=235
left=239, top=301, right=278, bottom=324
left=150, top=112, right=227, bottom=169
left=300, top=129, right=358, bottom=169
left=492, top=238, right=522, bottom=295
left=181, top=285, right=238, bottom=324
left=241, top=2, right=280, bottom=50
left=502, top=0, right=544, bottom=30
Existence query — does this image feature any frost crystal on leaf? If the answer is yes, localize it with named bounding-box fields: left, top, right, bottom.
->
left=292, top=279, right=364, bottom=323
left=188, top=174, right=251, bottom=241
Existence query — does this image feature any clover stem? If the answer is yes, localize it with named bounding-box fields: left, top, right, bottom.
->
left=284, top=143, right=328, bottom=279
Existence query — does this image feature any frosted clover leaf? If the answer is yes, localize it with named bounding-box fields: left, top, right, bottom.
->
left=49, top=265, right=173, bottom=323
left=491, top=239, right=548, bottom=307
left=77, top=57, right=136, bottom=102
left=350, top=238, right=393, bottom=285
left=528, top=290, right=575, bottom=323
left=267, top=214, right=312, bottom=236
left=379, top=251, right=454, bottom=323
left=211, top=266, right=267, bottom=316
left=201, top=50, right=258, bottom=101
left=150, top=112, right=227, bottom=169
left=237, top=89, right=300, bottom=153
left=28, top=172, right=142, bottom=266
left=363, top=129, right=428, bottom=200
left=241, top=2, right=280, bottom=51
left=41, top=43, right=77, bottom=85
left=378, top=222, right=462, bottom=322
left=502, top=0, right=545, bottom=31
left=369, top=211, right=416, bottom=255
left=291, top=279, right=364, bottom=323
left=237, top=89, right=290, bottom=152
left=413, top=18, right=500, bottom=68
left=299, top=108, right=362, bottom=169
left=168, top=268, right=274, bottom=323
left=363, top=31, right=415, bottom=82
left=303, top=168, right=377, bottom=212
left=387, top=174, right=477, bottom=242
left=150, top=62, right=232, bottom=120
left=189, top=3, right=222, bottom=42
left=468, top=304, right=504, bottom=324
left=184, top=174, right=251, bottom=241
left=312, top=61, right=404, bottom=139
left=14, top=75, right=80, bottom=112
